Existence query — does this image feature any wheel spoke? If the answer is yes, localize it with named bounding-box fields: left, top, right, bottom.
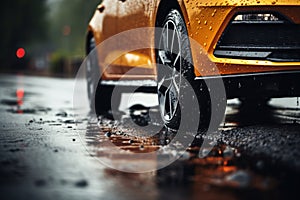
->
left=169, top=90, right=173, bottom=118
left=161, top=28, right=167, bottom=50
left=172, top=76, right=180, bottom=95
left=173, top=31, right=180, bottom=55
left=158, top=75, right=179, bottom=120
left=168, top=83, right=179, bottom=120
left=158, top=50, right=171, bottom=65
left=170, top=29, right=176, bottom=54
left=159, top=92, right=166, bottom=119
left=157, top=76, right=168, bottom=94
left=160, top=84, right=172, bottom=120
left=173, top=53, right=180, bottom=67
left=166, top=22, right=169, bottom=49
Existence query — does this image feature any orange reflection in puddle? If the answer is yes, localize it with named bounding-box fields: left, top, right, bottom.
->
left=16, top=88, right=24, bottom=113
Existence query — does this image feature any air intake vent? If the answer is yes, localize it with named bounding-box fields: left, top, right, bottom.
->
left=214, top=12, right=300, bottom=62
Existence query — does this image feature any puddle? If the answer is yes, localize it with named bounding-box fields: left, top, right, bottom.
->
left=87, top=118, right=295, bottom=199
left=76, top=96, right=300, bottom=199
left=82, top=116, right=278, bottom=192
left=156, top=144, right=279, bottom=191
left=1, top=87, right=52, bottom=115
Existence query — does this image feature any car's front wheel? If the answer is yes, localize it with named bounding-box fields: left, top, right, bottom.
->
left=156, top=9, right=211, bottom=131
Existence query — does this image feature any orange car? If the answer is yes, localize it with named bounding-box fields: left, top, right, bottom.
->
left=86, top=0, right=300, bottom=129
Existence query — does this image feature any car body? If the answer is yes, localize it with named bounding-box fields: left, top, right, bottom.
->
left=86, top=0, right=300, bottom=129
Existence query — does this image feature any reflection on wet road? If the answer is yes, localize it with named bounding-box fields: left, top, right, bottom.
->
left=0, top=74, right=299, bottom=200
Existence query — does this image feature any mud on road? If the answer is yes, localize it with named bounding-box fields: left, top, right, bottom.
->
left=0, top=74, right=299, bottom=200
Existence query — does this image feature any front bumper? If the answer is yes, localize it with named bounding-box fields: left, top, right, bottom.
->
left=196, top=70, right=300, bottom=99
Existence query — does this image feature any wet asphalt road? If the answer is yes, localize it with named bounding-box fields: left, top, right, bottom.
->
left=0, top=74, right=299, bottom=200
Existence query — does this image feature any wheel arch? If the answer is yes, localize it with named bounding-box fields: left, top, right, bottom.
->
left=155, top=0, right=191, bottom=27
left=154, top=0, right=195, bottom=76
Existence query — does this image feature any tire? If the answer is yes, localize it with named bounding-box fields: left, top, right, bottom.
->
left=86, top=37, right=99, bottom=112
left=86, top=36, right=118, bottom=116
left=156, top=9, right=211, bottom=131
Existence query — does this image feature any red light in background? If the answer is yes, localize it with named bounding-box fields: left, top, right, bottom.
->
left=16, top=48, right=25, bottom=58
left=16, top=89, right=24, bottom=99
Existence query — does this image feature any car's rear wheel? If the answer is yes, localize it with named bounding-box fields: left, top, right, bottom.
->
left=86, top=37, right=99, bottom=113
left=86, top=36, right=117, bottom=116
left=156, top=9, right=211, bottom=130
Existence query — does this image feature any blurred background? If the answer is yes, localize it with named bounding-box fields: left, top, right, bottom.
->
left=0, top=0, right=100, bottom=77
